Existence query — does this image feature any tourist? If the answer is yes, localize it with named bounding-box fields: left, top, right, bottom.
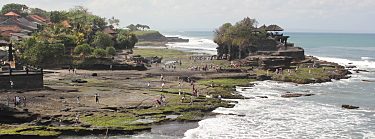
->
left=94, top=94, right=100, bottom=104
left=6, top=96, right=10, bottom=106
left=10, top=80, right=14, bottom=90
left=181, top=94, right=186, bottom=103
left=76, top=96, right=80, bottom=104
left=22, top=96, right=26, bottom=107
left=218, top=95, right=222, bottom=100
left=160, top=94, right=166, bottom=104
left=210, top=81, right=214, bottom=87
left=68, top=68, right=71, bottom=73
left=75, top=113, right=80, bottom=123
left=147, top=81, right=151, bottom=90
left=15, top=96, right=20, bottom=106
left=156, top=99, right=162, bottom=106
left=160, top=74, right=164, bottom=81
left=160, top=82, right=165, bottom=91
left=189, top=96, right=194, bottom=105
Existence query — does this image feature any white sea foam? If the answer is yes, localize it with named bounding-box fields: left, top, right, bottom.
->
left=316, top=56, right=375, bottom=69
left=184, top=82, right=375, bottom=139
left=165, top=35, right=217, bottom=55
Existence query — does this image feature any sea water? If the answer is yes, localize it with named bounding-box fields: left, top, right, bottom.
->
left=162, top=31, right=375, bottom=139
left=84, top=32, right=375, bottom=139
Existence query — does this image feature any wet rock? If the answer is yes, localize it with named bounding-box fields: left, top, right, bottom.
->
left=362, top=80, right=375, bottom=82
left=60, top=107, right=71, bottom=112
left=281, top=93, right=315, bottom=98
left=281, top=93, right=303, bottom=98
left=354, top=69, right=369, bottom=73
left=345, top=65, right=357, bottom=69
left=92, top=73, right=98, bottom=76
left=256, top=75, right=272, bottom=81
left=257, top=96, right=268, bottom=98
left=342, top=105, right=359, bottom=109
left=72, top=79, right=88, bottom=83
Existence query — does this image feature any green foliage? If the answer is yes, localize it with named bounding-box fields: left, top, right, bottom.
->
left=49, top=11, right=67, bottom=23
left=91, top=31, right=113, bottom=48
left=22, top=41, right=65, bottom=66
left=131, top=30, right=159, bottom=36
left=126, top=24, right=138, bottom=31
left=74, top=44, right=92, bottom=56
left=108, top=16, right=120, bottom=27
left=93, top=48, right=107, bottom=58
left=29, top=8, right=48, bottom=17
left=0, top=3, right=28, bottom=16
left=135, top=24, right=150, bottom=30
left=116, top=29, right=138, bottom=50
left=106, top=46, right=116, bottom=56
left=214, top=17, right=267, bottom=60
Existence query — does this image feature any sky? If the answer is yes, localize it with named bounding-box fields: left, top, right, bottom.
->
left=1, top=0, right=374, bottom=33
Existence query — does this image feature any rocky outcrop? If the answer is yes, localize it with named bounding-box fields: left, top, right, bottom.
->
left=281, top=93, right=315, bottom=98
left=342, top=105, right=359, bottom=109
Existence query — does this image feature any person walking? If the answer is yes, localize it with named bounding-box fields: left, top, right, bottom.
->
left=94, top=94, right=100, bottom=104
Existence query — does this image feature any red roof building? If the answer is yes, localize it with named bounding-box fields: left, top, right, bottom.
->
left=0, top=25, right=22, bottom=37
left=4, top=12, right=20, bottom=17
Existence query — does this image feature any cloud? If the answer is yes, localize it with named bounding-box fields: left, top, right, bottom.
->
left=1, top=0, right=374, bottom=33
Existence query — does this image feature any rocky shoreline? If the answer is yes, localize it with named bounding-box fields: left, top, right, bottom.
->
left=0, top=48, right=352, bottom=138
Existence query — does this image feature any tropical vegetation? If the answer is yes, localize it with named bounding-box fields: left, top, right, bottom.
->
left=214, top=17, right=267, bottom=60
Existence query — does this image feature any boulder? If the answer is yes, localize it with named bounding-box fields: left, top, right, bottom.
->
left=281, top=93, right=315, bottom=98
left=281, top=93, right=303, bottom=98
left=72, top=79, right=88, bottom=83
left=342, top=105, right=359, bottom=109
left=92, top=73, right=98, bottom=76
left=257, top=75, right=272, bottom=81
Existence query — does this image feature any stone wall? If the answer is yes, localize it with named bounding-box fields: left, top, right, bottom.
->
left=255, top=39, right=278, bottom=51
left=0, top=74, right=43, bottom=89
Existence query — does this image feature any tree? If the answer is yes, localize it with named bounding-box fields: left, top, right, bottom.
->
left=108, top=16, right=120, bottom=28
left=126, top=24, right=138, bottom=31
left=29, top=8, right=48, bottom=17
left=91, top=31, right=113, bottom=48
left=214, top=17, right=266, bottom=60
left=106, top=47, right=116, bottom=56
left=116, top=30, right=137, bottom=50
left=22, top=42, right=65, bottom=66
left=0, top=3, right=28, bottom=16
left=74, top=44, right=92, bottom=56
left=49, top=11, right=67, bottom=23
left=93, top=48, right=107, bottom=58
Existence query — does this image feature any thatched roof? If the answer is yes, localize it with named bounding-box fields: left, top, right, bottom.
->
left=266, top=25, right=283, bottom=31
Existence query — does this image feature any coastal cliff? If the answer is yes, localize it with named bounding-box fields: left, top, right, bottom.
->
left=133, top=30, right=188, bottom=46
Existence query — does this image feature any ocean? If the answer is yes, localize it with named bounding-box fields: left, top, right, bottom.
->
left=163, top=31, right=375, bottom=139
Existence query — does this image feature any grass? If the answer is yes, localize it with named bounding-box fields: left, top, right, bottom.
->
left=256, top=67, right=334, bottom=84
left=136, top=41, right=166, bottom=46
left=197, top=78, right=256, bottom=88
left=131, top=30, right=161, bottom=36
left=0, top=126, right=61, bottom=137
left=177, top=111, right=205, bottom=121
left=133, top=48, right=192, bottom=59
left=81, top=113, right=139, bottom=128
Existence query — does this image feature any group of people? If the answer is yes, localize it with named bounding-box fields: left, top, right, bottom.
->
left=68, top=67, right=78, bottom=74
left=8, top=96, right=26, bottom=107
left=190, top=56, right=216, bottom=61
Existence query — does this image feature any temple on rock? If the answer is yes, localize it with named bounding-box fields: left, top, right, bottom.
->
left=244, top=24, right=305, bottom=69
